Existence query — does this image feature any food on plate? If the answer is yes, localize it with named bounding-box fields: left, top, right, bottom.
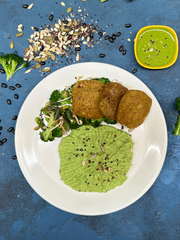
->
left=35, top=78, right=117, bottom=142
left=116, top=90, right=152, bottom=129
left=134, top=25, right=178, bottom=69
left=99, top=82, right=128, bottom=120
left=72, top=80, right=105, bottom=119
left=173, top=97, right=180, bottom=135
left=59, top=125, right=133, bottom=193
left=0, top=53, right=28, bottom=81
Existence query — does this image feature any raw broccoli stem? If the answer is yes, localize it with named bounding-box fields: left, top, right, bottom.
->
left=35, top=117, right=45, bottom=130
left=174, top=115, right=180, bottom=135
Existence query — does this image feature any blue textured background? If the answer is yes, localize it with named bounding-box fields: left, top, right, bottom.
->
left=0, top=0, right=180, bottom=239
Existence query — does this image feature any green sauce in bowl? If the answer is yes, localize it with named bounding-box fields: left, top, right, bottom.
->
left=134, top=25, right=178, bottom=69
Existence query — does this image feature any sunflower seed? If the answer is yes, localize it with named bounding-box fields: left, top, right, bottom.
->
left=28, top=3, right=34, bottom=9
left=61, top=2, right=65, bottom=6
left=35, top=63, right=41, bottom=69
left=25, top=69, right=32, bottom=74
left=128, top=128, right=134, bottom=132
left=24, top=47, right=29, bottom=52
left=34, top=126, right=40, bottom=130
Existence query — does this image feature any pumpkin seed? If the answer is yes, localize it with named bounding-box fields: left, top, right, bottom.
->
left=51, top=54, right=56, bottom=61
left=33, top=45, right=38, bottom=52
left=34, top=57, right=41, bottom=62
left=45, top=51, right=52, bottom=56
left=67, top=7, right=72, bottom=13
left=40, top=57, right=46, bottom=62
left=10, top=41, right=14, bottom=49
left=43, top=67, right=51, bottom=72
left=24, top=47, right=29, bottom=52
left=73, top=19, right=78, bottom=26
left=35, top=63, right=41, bottom=69
left=67, top=21, right=72, bottom=27
left=98, top=163, right=103, bottom=171
left=47, top=39, right=53, bottom=45
left=45, top=36, right=53, bottom=41
left=64, top=28, right=70, bottom=32
left=34, top=126, right=40, bottom=131
left=16, top=32, right=23, bottom=37
left=73, top=32, right=80, bottom=36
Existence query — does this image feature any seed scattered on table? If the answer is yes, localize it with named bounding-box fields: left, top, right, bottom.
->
left=7, top=99, right=11, bottom=105
left=99, top=53, right=105, bottom=58
left=119, top=45, right=124, bottom=52
left=132, top=68, right=137, bottom=73
left=12, top=115, right=17, bottom=120
left=1, top=83, right=7, bottom=88
left=7, top=127, right=14, bottom=132
left=28, top=3, right=34, bottom=9
left=10, top=41, right=14, bottom=49
left=22, top=4, right=28, bottom=8
left=0, top=69, right=5, bottom=74
left=125, top=23, right=131, bottom=28
left=12, top=155, right=17, bottom=160
left=15, top=83, right=21, bottom=88
left=14, top=94, right=19, bottom=99
left=9, top=86, right=15, bottom=90
left=122, top=49, right=127, bottom=55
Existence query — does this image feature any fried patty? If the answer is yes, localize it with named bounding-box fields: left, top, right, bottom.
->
left=116, top=90, right=152, bottom=128
left=99, top=82, right=128, bottom=120
left=72, top=80, right=104, bottom=119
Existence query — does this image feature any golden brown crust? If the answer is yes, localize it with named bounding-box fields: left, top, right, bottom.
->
left=72, top=80, right=105, bottom=119
left=116, top=90, right=152, bottom=128
left=99, top=82, right=128, bottom=120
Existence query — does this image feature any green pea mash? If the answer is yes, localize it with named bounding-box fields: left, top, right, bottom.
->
left=59, top=125, right=133, bottom=193
left=136, top=27, right=177, bottom=67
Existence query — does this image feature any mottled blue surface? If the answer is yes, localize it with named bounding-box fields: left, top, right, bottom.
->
left=0, top=0, right=180, bottom=239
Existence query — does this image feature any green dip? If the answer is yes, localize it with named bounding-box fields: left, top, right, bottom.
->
left=59, top=125, right=133, bottom=193
left=136, top=27, right=177, bottom=67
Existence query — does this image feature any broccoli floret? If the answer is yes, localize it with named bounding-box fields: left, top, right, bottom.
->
left=93, top=77, right=110, bottom=84
left=70, top=119, right=79, bottom=129
left=52, top=126, right=62, bottom=138
left=39, top=112, right=56, bottom=142
left=0, top=53, right=28, bottom=81
left=103, top=117, right=117, bottom=124
left=174, top=97, right=180, bottom=135
left=49, top=90, right=61, bottom=102
left=90, top=118, right=103, bottom=127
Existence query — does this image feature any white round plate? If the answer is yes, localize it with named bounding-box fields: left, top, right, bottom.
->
left=15, top=62, right=167, bottom=216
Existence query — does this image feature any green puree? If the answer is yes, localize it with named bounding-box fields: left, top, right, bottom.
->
left=59, top=125, right=134, bottom=193
left=136, top=27, right=176, bottom=67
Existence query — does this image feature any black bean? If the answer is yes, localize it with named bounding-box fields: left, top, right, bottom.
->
left=104, top=35, right=110, bottom=40
left=9, top=86, right=15, bottom=90
left=116, top=32, right=121, bottom=37
left=99, top=53, right=105, bottom=58
left=49, top=14, right=54, bottom=21
left=0, top=69, right=5, bottom=74
left=119, top=45, right=124, bottom=52
left=122, top=49, right=127, bottom=55
left=12, top=130, right=15, bottom=134
left=75, top=47, right=81, bottom=51
left=1, top=83, right=7, bottom=88
left=90, top=32, right=94, bottom=38
left=132, top=68, right=137, bottom=73
left=2, top=138, right=7, bottom=143
left=33, top=27, right=39, bottom=31
left=40, top=45, right=44, bottom=51
left=7, top=99, right=11, bottom=105
left=63, top=19, right=68, bottom=24
left=55, top=36, right=58, bottom=40
left=68, top=35, right=72, bottom=40
left=22, top=4, right=28, bottom=8
left=112, top=34, right=116, bottom=40
left=109, top=37, right=114, bottom=43
left=98, top=32, right=103, bottom=37
left=14, top=94, right=19, bottom=99
left=7, top=127, right=14, bottom=132
left=12, top=155, right=17, bottom=160
left=0, top=126, right=2, bottom=130
left=0, top=141, right=3, bottom=146
left=40, top=61, right=45, bottom=66
left=12, top=115, right=17, bottom=120
left=125, top=23, right=131, bottom=28
left=83, top=23, right=86, bottom=28
left=15, top=84, right=21, bottom=88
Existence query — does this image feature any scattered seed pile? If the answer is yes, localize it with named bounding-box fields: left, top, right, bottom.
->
left=59, top=125, right=133, bottom=193
left=24, top=16, right=105, bottom=73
